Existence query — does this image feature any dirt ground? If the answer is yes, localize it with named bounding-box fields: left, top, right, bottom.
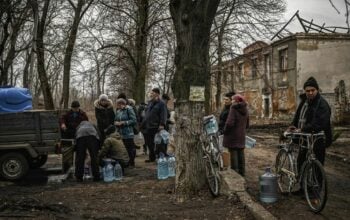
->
left=0, top=152, right=254, bottom=220
left=244, top=125, right=350, bottom=220
left=0, top=125, right=349, bottom=220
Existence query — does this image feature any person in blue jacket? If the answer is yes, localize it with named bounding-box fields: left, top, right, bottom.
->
left=114, top=98, right=137, bottom=167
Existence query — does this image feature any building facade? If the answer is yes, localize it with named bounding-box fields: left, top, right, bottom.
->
left=211, top=33, right=350, bottom=124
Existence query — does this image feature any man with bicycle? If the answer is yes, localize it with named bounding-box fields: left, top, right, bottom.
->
left=287, top=76, right=332, bottom=174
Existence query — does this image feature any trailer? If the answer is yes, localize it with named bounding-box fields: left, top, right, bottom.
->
left=0, top=110, right=73, bottom=180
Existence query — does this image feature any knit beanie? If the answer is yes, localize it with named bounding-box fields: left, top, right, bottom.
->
left=99, top=94, right=108, bottom=101
left=303, top=77, right=319, bottom=90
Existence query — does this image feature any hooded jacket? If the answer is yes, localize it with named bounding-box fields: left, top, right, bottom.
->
left=94, top=99, right=115, bottom=139
left=223, top=102, right=249, bottom=149
left=98, top=132, right=129, bottom=164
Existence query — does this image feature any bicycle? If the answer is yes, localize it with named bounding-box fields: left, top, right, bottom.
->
left=275, top=131, right=328, bottom=213
left=201, top=115, right=223, bottom=197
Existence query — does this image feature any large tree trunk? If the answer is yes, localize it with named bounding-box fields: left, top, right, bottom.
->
left=61, top=0, right=85, bottom=109
left=32, top=0, right=54, bottom=110
left=170, top=0, right=220, bottom=201
left=133, top=0, right=149, bottom=103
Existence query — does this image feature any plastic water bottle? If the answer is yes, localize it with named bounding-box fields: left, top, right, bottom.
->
left=83, top=164, right=92, bottom=181
left=103, top=159, right=115, bottom=182
left=259, top=167, right=278, bottom=203
left=157, top=153, right=169, bottom=180
left=168, top=154, right=176, bottom=177
left=114, top=161, right=123, bottom=181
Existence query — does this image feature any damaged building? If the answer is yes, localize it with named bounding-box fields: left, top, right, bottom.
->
left=211, top=12, right=350, bottom=124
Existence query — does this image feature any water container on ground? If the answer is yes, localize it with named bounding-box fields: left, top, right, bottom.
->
left=114, top=161, right=123, bottom=181
left=168, top=154, right=176, bottom=177
left=83, top=164, right=92, bottom=180
left=103, top=159, right=115, bottom=182
left=259, top=167, right=278, bottom=203
left=157, top=153, right=168, bottom=180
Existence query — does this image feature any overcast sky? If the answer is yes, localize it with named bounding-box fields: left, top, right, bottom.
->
left=285, top=0, right=347, bottom=28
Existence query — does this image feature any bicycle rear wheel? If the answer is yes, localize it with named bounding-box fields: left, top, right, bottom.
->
left=205, top=155, right=221, bottom=197
left=303, top=160, right=327, bottom=213
left=275, top=149, right=295, bottom=193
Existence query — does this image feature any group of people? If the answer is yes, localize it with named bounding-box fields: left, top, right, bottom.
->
left=219, top=76, right=332, bottom=179
left=59, top=76, right=332, bottom=184
left=59, top=87, right=172, bottom=182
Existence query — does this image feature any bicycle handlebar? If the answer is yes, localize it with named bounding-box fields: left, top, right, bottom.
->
left=283, top=131, right=325, bottom=138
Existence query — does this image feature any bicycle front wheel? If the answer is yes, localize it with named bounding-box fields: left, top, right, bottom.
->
left=303, top=160, right=327, bottom=213
left=205, top=155, right=221, bottom=197
left=275, top=149, right=295, bottom=193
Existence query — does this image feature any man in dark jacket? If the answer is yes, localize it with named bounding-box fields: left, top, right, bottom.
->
left=94, top=94, right=115, bottom=144
left=60, top=101, right=88, bottom=139
left=219, top=91, right=235, bottom=134
left=140, top=88, right=168, bottom=162
left=288, top=77, right=332, bottom=170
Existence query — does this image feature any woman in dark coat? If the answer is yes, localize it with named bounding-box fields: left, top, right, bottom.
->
left=223, top=94, right=249, bottom=176
left=94, top=94, right=115, bottom=144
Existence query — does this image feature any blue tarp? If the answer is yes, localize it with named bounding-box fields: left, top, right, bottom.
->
left=0, top=87, right=33, bottom=113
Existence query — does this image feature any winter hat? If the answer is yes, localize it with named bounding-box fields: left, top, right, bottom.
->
left=99, top=94, right=108, bottom=101
left=303, top=77, right=319, bottom=90
left=116, top=98, right=127, bottom=105
left=232, top=94, right=245, bottom=103
left=104, top=125, right=116, bottom=136
left=128, top=98, right=136, bottom=106
left=71, top=100, right=80, bottom=108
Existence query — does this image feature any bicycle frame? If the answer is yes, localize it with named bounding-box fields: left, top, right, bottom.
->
left=201, top=115, right=222, bottom=197
left=277, top=132, right=325, bottom=187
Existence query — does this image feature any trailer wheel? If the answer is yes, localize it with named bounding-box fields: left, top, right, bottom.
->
left=0, top=152, right=29, bottom=180
left=30, top=155, right=48, bottom=168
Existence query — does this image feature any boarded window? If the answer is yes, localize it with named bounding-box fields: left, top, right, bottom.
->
left=238, top=63, right=244, bottom=80
left=264, top=54, right=270, bottom=80
left=279, top=49, right=288, bottom=71
left=251, top=58, right=257, bottom=78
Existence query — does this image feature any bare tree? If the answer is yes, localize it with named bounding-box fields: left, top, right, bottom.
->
left=60, top=0, right=94, bottom=109
left=211, top=0, right=286, bottom=109
left=98, top=0, right=170, bottom=103
left=30, top=0, right=55, bottom=109
left=328, top=0, right=350, bottom=31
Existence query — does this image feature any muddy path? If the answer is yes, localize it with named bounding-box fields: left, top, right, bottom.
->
left=0, top=153, right=254, bottom=220
left=245, top=128, right=350, bottom=220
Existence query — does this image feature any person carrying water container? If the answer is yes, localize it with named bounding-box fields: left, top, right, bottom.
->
left=98, top=125, right=130, bottom=174
left=223, top=94, right=249, bottom=177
